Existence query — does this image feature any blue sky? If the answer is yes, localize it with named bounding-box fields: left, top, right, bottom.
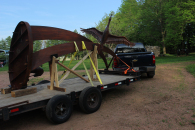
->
left=0, top=0, right=122, bottom=40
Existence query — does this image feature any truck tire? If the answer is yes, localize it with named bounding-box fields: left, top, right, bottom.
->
left=147, top=71, right=155, bottom=78
left=46, top=95, right=72, bottom=124
left=79, top=87, right=102, bottom=114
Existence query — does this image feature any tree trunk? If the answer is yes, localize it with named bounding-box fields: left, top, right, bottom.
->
left=162, top=44, right=166, bottom=55
left=161, top=31, right=166, bottom=55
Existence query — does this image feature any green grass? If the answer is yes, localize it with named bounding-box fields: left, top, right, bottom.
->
left=156, top=53, right=195, bottom=64
left=41, top=58, right=113, bottom=72
left=0, top=64, right=8, bottom=72
left=186, top=64, right=195, bottom=78
left=0, top=53, right=195, bottom=72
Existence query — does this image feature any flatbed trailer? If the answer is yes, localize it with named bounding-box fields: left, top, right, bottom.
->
left=0, top=74, right=139, bottom=124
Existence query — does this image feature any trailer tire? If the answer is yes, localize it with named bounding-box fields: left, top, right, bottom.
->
left=79, top=87, right=102, bottom=114
left=46, top=95, right=72, bottom=124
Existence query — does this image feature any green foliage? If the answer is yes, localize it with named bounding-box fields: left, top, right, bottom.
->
left=45, top=40, right=68, bottom=48
left=117, top=0, right=142, bottom=41
left=0, top=52, right=6, bottom=60
left=33, top=40, right=42, bottom=52
left=90, top=0, right=195, bottom=54
left=0, top=36, right=11, bottom=50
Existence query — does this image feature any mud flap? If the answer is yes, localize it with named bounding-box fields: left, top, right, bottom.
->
left=2, top=107, right=9, bottom=121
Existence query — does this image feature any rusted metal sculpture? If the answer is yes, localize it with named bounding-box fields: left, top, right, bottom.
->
left=9, top=15, right=134, bottom=90
left=81, top=14, right=135, bottom=47
left=9, top=22, right=117, bottom=90
left=81, top=14, right=135, bottom=70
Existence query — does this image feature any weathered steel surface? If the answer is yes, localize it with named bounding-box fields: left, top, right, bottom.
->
left=81, top=14, right=135, bottom=46
left=31, top=42, right=116, bottom=71
left=31, top=26, right=91, bottom=42
left=9, top=21, right=118, bottom=90
left=9, top=21, right=33, bottom=90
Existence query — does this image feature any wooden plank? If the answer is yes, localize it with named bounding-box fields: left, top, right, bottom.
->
left=1, top=87, right=12, bottom=94
left=49, top=56, right=56, bottom=90
left=11, top=87, right=37, bottom=97
left=94, top=45, right=98, bottom=72
left=47, top=85, right=66, bottom=92
left=89, top=52, right=94, bottom=79
left=0, top=74, right=136, bottom=108
left=89, top=45, right=98, bottom=81
left=57, top=62, right=90, bottom=83
left=59, top=51, right=92, bottom=84
left=54, top=63, right=59, bottom=87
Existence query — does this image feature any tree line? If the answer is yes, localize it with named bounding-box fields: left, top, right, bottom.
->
left=1, top=0, right=194, bottom=55
left=90, top=0, right=195, bottom=54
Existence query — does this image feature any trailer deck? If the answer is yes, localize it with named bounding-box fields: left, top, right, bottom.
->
left=0, top=74, right=139, bottom=121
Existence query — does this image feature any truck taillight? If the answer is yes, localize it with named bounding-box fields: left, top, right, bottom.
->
left=113, top=58, right=118, bottom=67
left=152, top=55, right=155, bottom=64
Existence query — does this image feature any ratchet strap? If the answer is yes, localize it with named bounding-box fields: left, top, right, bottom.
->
left=116, top=56, right=136, bottom=74
left=82, top=41, right=103, bottom=84
left=60, top=42, right=78, bottom=79
left=75, top=42, right=94, bottom=86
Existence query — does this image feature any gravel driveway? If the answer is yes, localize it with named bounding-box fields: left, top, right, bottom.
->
left=0, top=61, right=195, bottom=130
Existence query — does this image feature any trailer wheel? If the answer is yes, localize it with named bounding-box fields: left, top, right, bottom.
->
left=46, top=95, right=72, bottom=124
left=79, top=87, right=102, bottom=114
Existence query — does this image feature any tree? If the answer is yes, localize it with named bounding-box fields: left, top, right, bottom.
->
left=117, top=0, right=142, bottom=42
left=0, top=36, right=12, bottom=50
left=33, top=40, right=42, bottom=52
left=45, top=40, right=68, bottom=48
left=117, top=0, right=195, bottom=54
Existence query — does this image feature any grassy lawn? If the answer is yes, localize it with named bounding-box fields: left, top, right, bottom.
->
left=0, top=53, right=194, bottom=72
left=186, top=64, right=195, bottom=78
left=156, top=53, right=195, bottom=64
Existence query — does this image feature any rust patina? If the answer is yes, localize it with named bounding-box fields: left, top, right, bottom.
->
left=9, top=16, right=134, bottom=90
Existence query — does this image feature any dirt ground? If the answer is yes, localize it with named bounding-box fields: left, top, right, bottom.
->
left=0, top=61, right=195, bottom=130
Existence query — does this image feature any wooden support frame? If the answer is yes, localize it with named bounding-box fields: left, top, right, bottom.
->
left=11, top=87, right=37, bottom=97
left=48, top=55, right=91, bottom=91
left=58, top=51, right=92, bottom=84
left=48, top=56, right=66, bottom=92
left=57, top=62, right=89, bottom=83
left=1, top=87, right=12, bottom=94
left=89, top=45, right=99, bottom=81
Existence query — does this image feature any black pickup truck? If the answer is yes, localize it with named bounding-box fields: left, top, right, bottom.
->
left=113, top=43, right=156, bottom=78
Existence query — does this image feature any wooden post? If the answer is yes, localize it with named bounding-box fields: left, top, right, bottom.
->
left=89, top=45, right=98, bottom=81
left=47, top=56, right=66, bottom=92
left=49, top=56, right=56, bottom=90
left=54, top=62, right=59, bottom=87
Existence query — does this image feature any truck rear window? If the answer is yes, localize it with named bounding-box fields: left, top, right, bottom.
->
left=116, top=48, right=146, bottom=54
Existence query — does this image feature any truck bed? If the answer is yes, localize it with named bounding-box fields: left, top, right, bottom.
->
left=0, top=74, right=137, bottom=108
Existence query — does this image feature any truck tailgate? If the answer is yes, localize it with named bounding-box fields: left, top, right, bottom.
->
left=117, top=52, right=153, bottom=67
